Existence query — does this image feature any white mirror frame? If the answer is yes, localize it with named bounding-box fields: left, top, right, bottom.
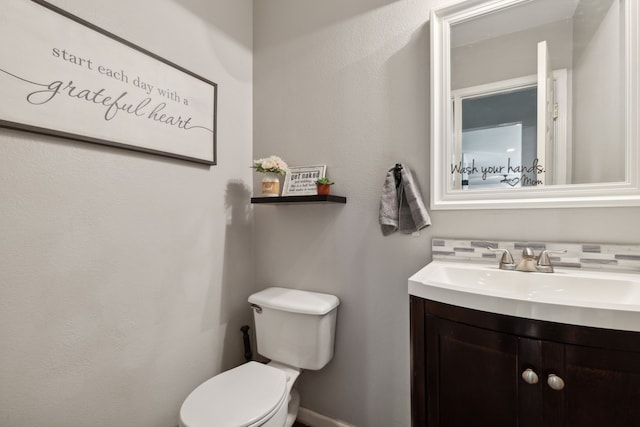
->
left=431, top=0, right=640, bottom=209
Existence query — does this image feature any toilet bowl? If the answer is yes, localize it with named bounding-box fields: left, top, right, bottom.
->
left=179, top=287, right=339, bottom=427
left=179, top=362, right=292, bottom=427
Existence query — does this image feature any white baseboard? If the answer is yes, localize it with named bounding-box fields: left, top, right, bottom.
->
left=296, top=407, right=356, bottom=427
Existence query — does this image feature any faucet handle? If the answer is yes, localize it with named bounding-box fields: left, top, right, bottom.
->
left=487, top=247, right=516, bottom=270
left=536, top=249, right=567, bottom=273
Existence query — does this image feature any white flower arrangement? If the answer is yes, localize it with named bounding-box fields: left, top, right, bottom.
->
left=251, top=155, right=289, bottom=175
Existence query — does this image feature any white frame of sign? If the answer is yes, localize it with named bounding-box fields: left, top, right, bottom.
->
left=282, top=165, right=327, bottom=196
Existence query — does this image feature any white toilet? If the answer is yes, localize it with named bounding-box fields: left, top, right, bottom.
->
left=179, top=287, right=340, bottom=427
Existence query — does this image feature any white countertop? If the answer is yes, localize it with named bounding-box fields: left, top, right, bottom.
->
left=409, top=261, right=640, bottom=332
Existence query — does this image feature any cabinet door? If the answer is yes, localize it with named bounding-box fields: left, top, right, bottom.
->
left=562, top=344, right=640, bottom=427
left=426, top=315, right=519, bottom=427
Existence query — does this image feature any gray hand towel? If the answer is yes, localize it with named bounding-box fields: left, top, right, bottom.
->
left=379, top=169, right=400, bottom=236
left=398, top=165, right=431, bottom=233
left=379, top=164, right=431, bottom=236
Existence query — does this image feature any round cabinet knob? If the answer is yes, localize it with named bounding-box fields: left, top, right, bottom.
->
left=521, top=368, right=539, bottom=385
left=547, top=374, right=565, bottom=391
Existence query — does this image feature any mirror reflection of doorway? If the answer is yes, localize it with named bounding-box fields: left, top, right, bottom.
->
left=455, top=85, right=538, bottom=189
left=462, top=123, right=526, bottom=189
left=452, top=68, right=568, bottom=190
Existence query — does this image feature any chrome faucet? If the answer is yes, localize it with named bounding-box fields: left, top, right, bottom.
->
left=489, top=246, right=566, bottom=273
left=516, top=247, right=567, bottom=273
left=516, top=247, right=537, bottom=272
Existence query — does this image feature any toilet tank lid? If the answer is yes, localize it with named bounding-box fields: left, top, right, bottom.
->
left=249, top=287, right=340, bottom=315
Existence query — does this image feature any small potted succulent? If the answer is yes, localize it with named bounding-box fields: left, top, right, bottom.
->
left=315, top=177, right=334, bottom=195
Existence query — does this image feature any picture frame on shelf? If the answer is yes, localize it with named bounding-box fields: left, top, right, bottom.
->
left=282, top=165, right=327, bottom=196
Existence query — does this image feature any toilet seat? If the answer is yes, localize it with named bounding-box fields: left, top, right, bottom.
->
left=179, top=362, right=288, bottom=427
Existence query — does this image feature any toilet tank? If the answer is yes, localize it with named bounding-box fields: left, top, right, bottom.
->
left=248, top=287, right=340, bottom=370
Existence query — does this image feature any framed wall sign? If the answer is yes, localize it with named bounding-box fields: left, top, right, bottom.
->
left=0, top=0, right=217, bottom=165
left=282, top=165, right=327, bottom=196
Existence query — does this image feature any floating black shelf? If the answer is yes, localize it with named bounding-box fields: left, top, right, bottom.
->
left=251, top=195, right=347, bottom=204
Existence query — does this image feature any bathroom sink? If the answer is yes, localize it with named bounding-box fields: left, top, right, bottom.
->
left=409, top=261, right=640, bottom=332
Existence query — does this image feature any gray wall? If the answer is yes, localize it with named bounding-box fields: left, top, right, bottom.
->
left=253, top=1, right=640, bottom=426
left=0, top=0, right=253, bottom=426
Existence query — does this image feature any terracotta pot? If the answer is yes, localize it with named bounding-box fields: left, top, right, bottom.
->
left=316, top=183, right=332, bottom=195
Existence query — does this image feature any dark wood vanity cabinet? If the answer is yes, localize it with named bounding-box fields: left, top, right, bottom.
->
left=410, top=297, right=640, bottom=427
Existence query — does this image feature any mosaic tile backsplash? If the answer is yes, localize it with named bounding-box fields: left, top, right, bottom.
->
left=432, top=238, right=640, bottom=273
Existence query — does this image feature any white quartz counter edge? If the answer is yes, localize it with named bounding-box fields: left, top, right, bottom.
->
left=408, top=261, right=640, bottom=333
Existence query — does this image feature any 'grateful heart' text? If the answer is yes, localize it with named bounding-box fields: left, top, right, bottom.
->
left=26, top=80, right=204, bottom=131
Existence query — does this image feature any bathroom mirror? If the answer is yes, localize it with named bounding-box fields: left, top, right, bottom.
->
left=431, top=0, right=640, bottom=209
